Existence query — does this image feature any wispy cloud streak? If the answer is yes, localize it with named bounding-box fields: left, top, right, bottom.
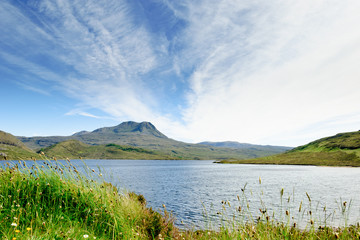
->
left=1, top=0, right=160, bottom=121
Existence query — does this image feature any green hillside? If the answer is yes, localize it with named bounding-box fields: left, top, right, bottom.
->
left=199, top=141, right=291, bottom=151
left=219, top=130, right=360, bottom=166
left=0, top=130, right=39, bottom=160
left=292, top=130, right=360, bottom=152
left=17, top=121, right=289, bottom=160
left=40, top=139, right=286, bottom=160
left=40, top=140, right=176, bottom=160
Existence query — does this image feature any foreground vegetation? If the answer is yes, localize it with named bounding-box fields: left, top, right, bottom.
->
left=1, top=160, right=360, bottom=239
left=219, top=130, right=360, bottom=166
left=0, top=159, right=177, bottom=239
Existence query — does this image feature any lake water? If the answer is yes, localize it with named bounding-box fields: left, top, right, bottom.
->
left=3, top=160, right=360, bottom=229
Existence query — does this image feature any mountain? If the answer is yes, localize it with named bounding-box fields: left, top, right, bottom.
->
left=199, top=141, right=292, bottom=151
left=18, top=121, right=169, bottom=149
left=89, top=121, right=167, bottom=138
left=219, top=130, right=360, bottom=166
left=16, top=121, right=290, bottom=160
left=0, top=130, right=39, bottom=160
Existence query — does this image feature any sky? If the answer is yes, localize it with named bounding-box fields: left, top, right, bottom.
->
left=1, top=0, right=360, bottom=147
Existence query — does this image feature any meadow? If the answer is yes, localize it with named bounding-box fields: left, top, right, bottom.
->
left=1, top=158, right=359, bottom=239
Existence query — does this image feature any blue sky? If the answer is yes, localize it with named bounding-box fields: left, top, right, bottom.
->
left=1, top=0, right=360, bottom=147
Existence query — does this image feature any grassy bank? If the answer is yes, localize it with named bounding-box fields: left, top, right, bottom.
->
left=218, top=151, right=360, bottom=166
left=1, top=161, right=359, bottom=239
left=0, top=160, right=176, bottom=239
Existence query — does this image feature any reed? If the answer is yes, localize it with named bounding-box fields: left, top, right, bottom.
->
left=0, top=159, right=177, bottom=239
left=186, top=178, right=360, bottom=239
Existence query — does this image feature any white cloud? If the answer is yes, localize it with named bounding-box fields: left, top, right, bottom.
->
left=65, top=108, right=111, bottom=120
left=168, top=0, right=360, bottom=145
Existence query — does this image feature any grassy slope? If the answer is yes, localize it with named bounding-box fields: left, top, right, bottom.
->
left=20, top=135, right=289, bottom=160
left=0, top=161, right=177, bottom=239
left=40, top=139, right=289, bottom=160
left=0, top=130, right=39, bottom=160
left=41, top=140, right=178, bottom=160
left=219, top=130, right=360, bottom=166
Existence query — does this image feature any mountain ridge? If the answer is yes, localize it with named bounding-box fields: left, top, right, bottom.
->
left=199, top=141, right=291, bottom=151
left=13, top=121, right=290, bottom=160
left=18, top=121, right=169, bottom=149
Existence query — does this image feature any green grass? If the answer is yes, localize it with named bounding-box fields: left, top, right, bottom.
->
left=1, top=160, right=360, bottom=239
left=187, top=179, right=360, bottom=240
left=181, top=223, right=360, bottom=239
left=0, top=159, right=177, bottom=239
left=294, top=131, right=360, bottom=151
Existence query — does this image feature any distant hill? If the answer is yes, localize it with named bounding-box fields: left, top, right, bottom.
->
left=219, top=130, right=360, bottom=166
left=16, top=121, right=290, bottom=160
left=41, top=140, right=175, bottom=160
left=199, top=141, right=292, bottom=151
left=0, top=130, right=39, bottom=160
left=291, top=130, right=360, bottom=151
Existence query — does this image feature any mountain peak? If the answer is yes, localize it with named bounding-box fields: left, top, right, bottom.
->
left=132, top=122, right=157, bottom=132
left=120, top=121, right=166, bottom=138
left=116, top=121, right=154, bottom=129
left=72, top=130, right=90, bottom=136
left=92, top=121, right=167, bottom=138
